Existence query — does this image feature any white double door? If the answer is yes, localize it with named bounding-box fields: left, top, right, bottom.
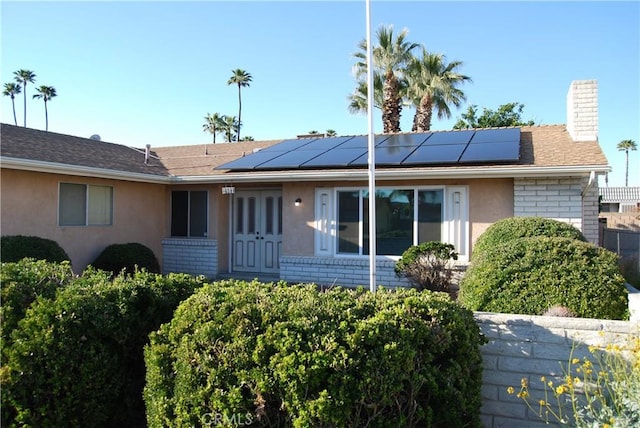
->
left=232, top=190, right=283, bottom=274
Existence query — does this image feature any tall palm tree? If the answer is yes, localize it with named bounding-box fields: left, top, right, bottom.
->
left=32, top=85, right=57, bottom=131
left=353, top=25, right=419, bottom=133
left=227, top=69, right=252, bottom=141
left=3, top=82, right=22, bottom=125
left=406, top=48, right=471, bottom=132
left=616, top=139, right=637, bottom=186
left=13, top=69, right=36, bottom=127
left=348, top=73, right=385, bottom=115
left=220, top=115, right=239, bottom=142
left=325, top=129, right=337, bottom=137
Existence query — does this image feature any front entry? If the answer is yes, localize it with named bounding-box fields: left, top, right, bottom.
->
left=232, top=190, right=283, bottom=274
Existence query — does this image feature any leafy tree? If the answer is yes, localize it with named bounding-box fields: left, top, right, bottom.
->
left=32, top=85, right=56, bottom=131
left=227, top=69, right=252, bottom=141
left=220, top=115, right=239, bottom=142
left=406, top=47, right=470, bottom=132
left=453, top=102, right=535, bottom=129
left=616, top=139, right=637, bottom=187
left=13, top=69, right=36, bottom=127
left=308, top=130, right=320, bottom=135
left=353, top=25, right=419, bottom=133
left=2, top=82, right=21, bottom=125
left=240, top=136, right=254, bottom=141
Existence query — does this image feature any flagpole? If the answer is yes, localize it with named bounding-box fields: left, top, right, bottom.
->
left=365, top=0, right=377, bottom=292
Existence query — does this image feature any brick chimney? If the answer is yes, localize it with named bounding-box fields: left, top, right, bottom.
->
left=566, top=79, right=598, bottom=141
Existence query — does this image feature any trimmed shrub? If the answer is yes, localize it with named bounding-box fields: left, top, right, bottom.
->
left=1, top=267, right=204, bottom=427
left=91, top=242, right=160, bottom=276
left=0, top=235, right=69, bottom=263
left=459, top=236, right=628, bottom=319
left=144, top=281, right=486, bottom=427
left=472, top=217, right=586, bottom=259
left=395, top=241, right=458, bottom=293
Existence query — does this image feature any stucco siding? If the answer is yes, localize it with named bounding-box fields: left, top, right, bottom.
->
left=1, top=169, right=166, bottom=272
left=468, top=178, right=514, bottom=249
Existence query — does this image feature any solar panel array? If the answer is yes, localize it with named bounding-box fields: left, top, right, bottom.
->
left=216, top=128, right=521, bottom=171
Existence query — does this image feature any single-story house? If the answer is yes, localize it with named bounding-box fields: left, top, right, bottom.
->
left=0, top=80, right=609, bottom=287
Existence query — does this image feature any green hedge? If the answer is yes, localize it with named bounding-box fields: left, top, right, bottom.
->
left=472, top=217, right=586, bottom=259
left=91, top=242, right=160, bottom=276
left=1, top=264, right=203, bottom=427
left=144, top=281, right=486, bottom=427
left=0, top=235, right=69, bottom=263
left=459, top=237, right=628, bottom=319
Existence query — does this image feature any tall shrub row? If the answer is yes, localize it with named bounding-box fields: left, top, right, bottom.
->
left=144, top=281, right=486, bottom=427
left=1, top=262, right=204, bottom=427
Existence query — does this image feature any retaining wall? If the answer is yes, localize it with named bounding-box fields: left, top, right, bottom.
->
left=476, top=312, right=638, bottom=427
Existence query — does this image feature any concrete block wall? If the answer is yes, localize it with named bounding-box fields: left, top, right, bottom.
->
left=280, top=256, right=409, bottom=288
left=162, top=238, right=217, bottom=278
left=514, top=177, right=601, bottom=243
left=476, top=312, right=637, bottom=428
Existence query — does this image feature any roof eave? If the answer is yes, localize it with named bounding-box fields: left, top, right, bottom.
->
left=173, top=164, right=612, bottom=184
left=0, top=157, right=172, bottom=184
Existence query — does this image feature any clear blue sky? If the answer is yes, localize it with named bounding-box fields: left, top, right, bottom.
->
left=2, top=1, right=638, bottom=186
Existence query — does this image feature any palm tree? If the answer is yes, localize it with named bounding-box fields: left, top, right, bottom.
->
left=353, top=25, right=419, bottom=133
left=3, top=82, right=22, bottom=125
left=616, top=139, right=637, bottom=186
left=202, top=113, right=224, bottom=143
left=325, top=129, right=337, bottom=137
left=13, top=69, right=36, bottom=127
left=348, top=73, right=385, bottom=115
left=220, top=115, right=239, bottom=142
left=227, top=69, right=252, bottom=141
left=406, top=48, right=470, bottom=132
left=32, top=85, right=57, bottom=131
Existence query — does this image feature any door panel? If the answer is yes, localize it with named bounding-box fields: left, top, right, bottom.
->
left=233, top=190, right=282, bottom=273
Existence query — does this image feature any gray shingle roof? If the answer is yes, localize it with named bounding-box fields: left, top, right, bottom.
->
left=1, top=123, right=169, bottom=176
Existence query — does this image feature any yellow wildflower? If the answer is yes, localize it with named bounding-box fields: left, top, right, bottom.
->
left=507, top=386, right=515, bottom=394
left=555, top=385, right=566, bottom=395
left=572, top=358, right=580, bottom=365
left=539, top=400, right=546, bottom=406
left=521, top=378, right=528, bottom=388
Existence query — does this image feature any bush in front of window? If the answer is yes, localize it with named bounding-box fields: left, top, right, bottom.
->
left=0, top=235, right=70, bottom=263
left=1, top=267, right=204, bottom=427
left=91, top=242, right=160, bottom=276
left=459, top=236, right=628, bottom=319
left=394, top=241, right=458, bottom=295
left=144, top=281, right=486, bottom=427
left=471, top=217, right=586, bottom=260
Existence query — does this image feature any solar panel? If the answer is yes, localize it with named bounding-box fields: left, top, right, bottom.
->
left=424, top=130, right=475, bottom=145
left=377, top=133, right=430, bottom=148
left=459, top=141, right=520, bottom=163
left=301, top=148, right=367, bottom=168
left=215, top=128, right=521, bottom=170
left=257, top=149, right=327, bottom=169
left=469, top=127, right=520, bottom=144
left=214, top=150, right=285, bottom=170
left=403, top=144, right=467, bottom=164
left=351, top=146, right=418, bottom=166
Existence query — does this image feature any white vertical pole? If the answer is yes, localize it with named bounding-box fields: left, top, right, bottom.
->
left=365, top=0, right=377, bottom=292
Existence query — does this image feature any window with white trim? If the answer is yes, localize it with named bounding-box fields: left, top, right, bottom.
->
left=315, top=186, right=468, bottom=260
left=59, top=183, right=113, bottom=226
left=171, top=190, right=208, bottom=237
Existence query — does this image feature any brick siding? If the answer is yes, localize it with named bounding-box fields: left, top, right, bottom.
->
left=162, top=238, right=217, bottom=278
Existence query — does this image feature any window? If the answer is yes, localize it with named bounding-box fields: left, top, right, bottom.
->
left=171, top=190, right=208, bottom=237
left=59, top=183, right=113, bottom=226
left=317, top=186, right=468, bottom=259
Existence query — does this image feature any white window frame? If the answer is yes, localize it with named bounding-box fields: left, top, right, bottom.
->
left=314, top=186, right=469, bottom=261
left=58, top=182, right=113, bottom=227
